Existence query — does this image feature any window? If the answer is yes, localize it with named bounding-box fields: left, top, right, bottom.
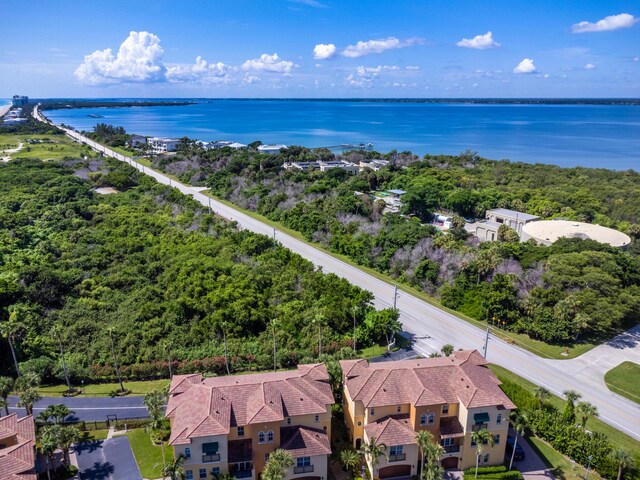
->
left=441, top=438, right=454, bottom=447
left=471, top=438, right=477, bottom=447
left=497, top=414, right=502, bottom=424
left=265, top=453, right=270, bottom=462
left=420, top=414, right=427, bottom=425
left=315, top=414, right=320, bottom=423
left=483, top=454, right=490, bottom=464
left=442, top=404, right=449, bottom=414
left=185, top=447, right=191, bottom=458
left=259, top=431, right=265, bottom=443
left=199, top=469, right=207, bottom=479
left=494, top=435, right=500, bottom=445
left=287, top=417, right=291, bottom=425
left=186, top=471, right=193, bottom=480
left=389, top=446, right=403, bottom=455
left=202, top=442, right=219, bottom=462
left=396, top=405, right=401, bottom=413
left=370, top=408, right=375, bottom=416
left=428, top=413, right=435, bottom=425
left=238, top=426, right=244, bottom=437
left=211, top=468, right=220, bottom=476
left=297, top=457, right=311, bottom=467
left=267, top=430, right=274, bottom=443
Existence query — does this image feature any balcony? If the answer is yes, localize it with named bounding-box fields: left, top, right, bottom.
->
left=472, top=423, right=488, bottom=432
left=388, top=454, right=407, bottom=462
left=202, top=454, right=221, bottom=463
left=233, top=470, right=253, bottom=479
left=294, top=465, right=314, bottom=474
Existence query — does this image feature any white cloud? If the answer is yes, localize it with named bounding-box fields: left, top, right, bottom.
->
left=289, top=0, right=326, bottom=7
left=456, top=31, right=501, bottom=49
left=513, top=58, right=537, bottom=74
left=633, top=56, right=640, bottom=62
left=405, top=65, right=421, bottom=70
left=75, top=31, right=166, bottom=85
left=241, top=53, right=295, bottom=74
left=166, top=56, right=231, bottom=83
left=543, top=74, right=550, bottom=79
left=572, top=13, right=637, bottom=33
left=584, top=63, right=597, bottom=70
left=243, top=73, right=260, bottom=85
left=313, top=43, right=337, bottom=60
left=341, top=36, right=423, bottom=58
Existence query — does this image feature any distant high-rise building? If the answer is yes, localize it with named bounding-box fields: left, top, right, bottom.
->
left=12, top=95, right=29, bottom=107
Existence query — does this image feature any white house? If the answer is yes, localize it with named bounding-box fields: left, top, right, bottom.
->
left=257, top=144, right=288, bottom=154
left=148, top=137, right=180, bottom=154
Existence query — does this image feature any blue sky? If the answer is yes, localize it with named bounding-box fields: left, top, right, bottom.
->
left=1, top=0, right=638, bottom=98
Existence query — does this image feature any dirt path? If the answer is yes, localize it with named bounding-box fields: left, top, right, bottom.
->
left=0, top=142, right=24, bottom=162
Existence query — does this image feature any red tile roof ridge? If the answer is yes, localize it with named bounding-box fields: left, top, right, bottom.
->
left=364, top=414, right=416, bottom=446
left=280, top=425, right=331, bottom=458
left=169, top=373, right=204, bottom=394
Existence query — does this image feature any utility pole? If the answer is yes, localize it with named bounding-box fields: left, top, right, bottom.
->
left=482, top=326, right=490, bottom=358
left=272, top=320, right=277, bottom=372
left=393, top=284, right=399, bottom=309
left=273, top=227, right=277, bottom=250
left=352, top=305, right=357, bottom=352
left=208, top=197, right=212, bottom=213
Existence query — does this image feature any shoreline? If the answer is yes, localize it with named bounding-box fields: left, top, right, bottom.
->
left=0, top=103, right=11, bottom=118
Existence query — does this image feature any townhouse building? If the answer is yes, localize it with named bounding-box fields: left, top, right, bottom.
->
left=340, top=350, right=516, bottom=477
left=166, top=364, right=334, bottom=480
left=0, top=413, right=37, bottom=479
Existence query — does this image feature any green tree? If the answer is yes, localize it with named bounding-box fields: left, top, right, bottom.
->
left=38, top=425, right=59, bottom=480
left=441, top=344, right=454, bottom=357
left=58, top=424, right=80, bottom=467
left=358, top=436, right=387, bottom=476
left=562, top=390, right=581, bottom=424
left=262, top=448, right=294, bottom=480
left=534, top=386, right=550, bottom=409
left=144, top=389, right=168, bottom=464
left=508, top=412, right=527, bottom=470
left=497, top=224, right=520, bottom=243
left=37, top=404, right=75, bottom=424
left=160, top=454, right=186, bottom=480
left=51, top=324, right=72, bottom=391
left=17, top=388, right=41, bottom=416
left=339, top=449, right=360, bottom=475
left=0, top=376, right=14, bottom=416
left=471, top=428, right=494, bottom=479
left=609, top=448, right=636, bottom=480
left=422, top=442, right=445, bottom=480
left=0, top=313, right=22, bottom=375
left=575, top=401, right=598, bottom=429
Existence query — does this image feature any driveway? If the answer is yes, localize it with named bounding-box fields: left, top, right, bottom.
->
left=8, top=395, right=148, bottom=422
left=75, top=436, right=142, bottom=480
left=511, top=435, right=555, bottom=480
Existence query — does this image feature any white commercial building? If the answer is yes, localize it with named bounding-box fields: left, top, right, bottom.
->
left=148, top=137, right=180, bottom=153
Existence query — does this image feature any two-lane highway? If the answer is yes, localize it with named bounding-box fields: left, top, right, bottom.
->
left=32, top=106, right=640, bottom=441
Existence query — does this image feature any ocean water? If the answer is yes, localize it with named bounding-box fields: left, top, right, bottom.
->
left=45, top=100, right=640, bottom=170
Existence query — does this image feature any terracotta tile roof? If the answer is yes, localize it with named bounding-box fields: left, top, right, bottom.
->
left=280, top=426, right=331, bottom=458
left=439, top=417, right=465, bottom=438
left=0, top=414, right=37, bottom=479
left=364, top=415, right=417, bottom=446
left=169, top=373, right=203, bottom=394
left=167, top=364, right=334, bottom=445
left=341, top=350, right=515, bottom=410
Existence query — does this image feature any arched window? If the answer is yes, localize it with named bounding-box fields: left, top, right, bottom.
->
left=420, top=414, right=427, bottom=425
left=258, top=431, right=265, bottom=443
left=267, top=430, right=274, bottom=442
left=355, top=438, right=362, bottom=450
left=428, top=413, right=435, bottom=425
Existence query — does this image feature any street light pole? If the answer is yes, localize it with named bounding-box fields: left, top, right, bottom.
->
left=482, top=326, right=490, bottom=359
left=273, top=228, right=277, bottom=250
left=393, top=284, right=399, bottom=309
left=585, top=455, right=593, bottom=480
left=352, top=306, right=357, bottom=352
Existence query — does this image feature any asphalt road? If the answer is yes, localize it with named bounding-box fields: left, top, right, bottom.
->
left=7, top=395, right=148, bottom=422
left=33, top=107, right=640, bottom=441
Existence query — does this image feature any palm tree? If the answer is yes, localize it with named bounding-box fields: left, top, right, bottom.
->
left=160, top=454, right=186, bottom=480
left=441, top=344, right=454, bottom=357
left=312, top=314, right=326, bottom=357
left=51, top=324, right=72, bottom=392
left=562, top=390, right=581, bottom=424
left=610, top=448, right=636, bottom=480
left=271, top=319, right=278, bottom=372
left=58, top=424, right=80, bottom=467
left=162, top=340, right=174, bottom=378
left=0, top=376, right=14, bottom=416
left=17, top=388, right=41, bottom=416
left=358, top=436, right=387, bottom=477
left=471, top=428, right=494, bottom=479
left=48, top=404, right=75, bottom=423
left=423, top=440, right=445, bottom=480
left=340, top=449, right=360, bottom=474
left=575, top=401, right=598, bottom=429
left=508, top=412, right=527, bottom=470
left=38, top=426, right=59, bottom=480
left=144, top=389, right=168, bottom=464
left=0, top=397, right=6, bottom=417
left=263, top=448, right=294, bottom=480
left=221, top=323, right=231, bottom=375
left=534, top=386, right=550, bottom=409
left=0, top=316, right=21, bottom=376
left=107, top=327, right=125, bottom=393
left=416, top=430, right=435, bottom=478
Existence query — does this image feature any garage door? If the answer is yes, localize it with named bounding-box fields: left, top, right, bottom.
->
left=441, top=457, right=459, bottom=469
left=379, top=465, right=411, bottom=478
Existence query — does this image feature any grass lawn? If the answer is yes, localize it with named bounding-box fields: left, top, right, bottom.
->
left=0, top=133, right=94, bottom=160
left=489, top=364, right=640, bottom=455
left=604, top=362, right=640, bottom=404
left=77, top=429, right=110, bottom=442
left=38, top=379, right=170, bottom=397
left=127, top=428, right=173, bottom=479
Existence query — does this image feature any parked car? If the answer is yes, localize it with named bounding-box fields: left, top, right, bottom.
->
left=506, top=435, right=525, bottom=461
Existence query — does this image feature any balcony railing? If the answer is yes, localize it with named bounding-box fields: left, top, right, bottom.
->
left=472, top=423, right=488, bottom=432
left=294, top=465, right=314, bottom=474
left=443, top=445, right=460, bottom=454
left=202, top=453, right=221, bottom=463
left=388, top=454, right=407, bottom=462
left=233, top=470, right=253, bottom=478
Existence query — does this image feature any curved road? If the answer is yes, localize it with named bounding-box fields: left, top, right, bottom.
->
left=33, top=106, right=640, bottom=441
